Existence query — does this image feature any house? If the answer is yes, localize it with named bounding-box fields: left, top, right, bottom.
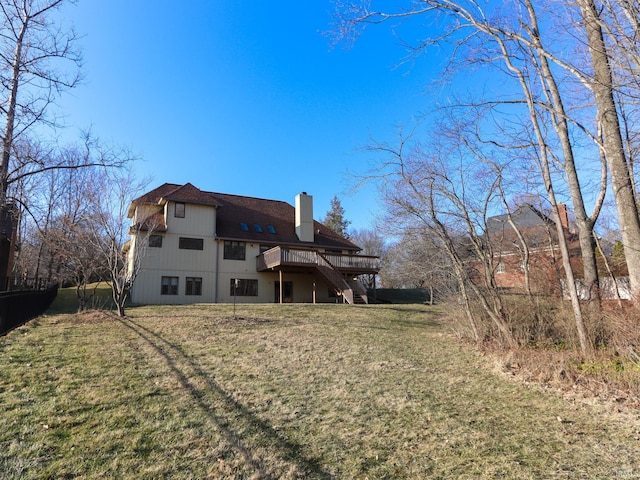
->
left=485, top=203, right=580, bottom=293
left=126, top=183, right=379, bottom=305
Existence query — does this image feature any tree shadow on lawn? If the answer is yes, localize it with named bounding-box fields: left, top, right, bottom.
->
left=119, top=318, right=332, bottom=479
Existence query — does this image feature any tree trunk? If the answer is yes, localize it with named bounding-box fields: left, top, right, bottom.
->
left=578, top=0, right=640, bottom=298
left=1, top=18, right=28, bottom=205
left=525, top=0, right=601, bottom=300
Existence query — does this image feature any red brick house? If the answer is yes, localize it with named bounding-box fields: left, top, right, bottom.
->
left=486, top=204, right=580, bottom=294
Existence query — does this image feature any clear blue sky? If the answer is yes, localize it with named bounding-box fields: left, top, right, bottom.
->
left=57, top=1, right=441, bottom=231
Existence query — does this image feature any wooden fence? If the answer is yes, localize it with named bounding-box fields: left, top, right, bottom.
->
left=0, top=284, right=58, bottom=336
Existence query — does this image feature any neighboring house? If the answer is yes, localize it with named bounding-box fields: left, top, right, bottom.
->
left=485, top=203, right=580, bottom=294
left=126, top=183, right=379, bottom=305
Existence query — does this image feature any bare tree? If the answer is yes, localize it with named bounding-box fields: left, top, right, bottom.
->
left=0, top=0, right=82, bottom=205
left=349, top=227, right=386, bottom=290
left=381, top=231, right=455, bottom=304
left=12, top=136, right=118, bottom=287
left=332, top=0, right=640, bottom=303
left=85, top=164, right=150, bottom=317
left=575, top=0, right=640, bottom=298
left=370, top=128, right=517, bottom=347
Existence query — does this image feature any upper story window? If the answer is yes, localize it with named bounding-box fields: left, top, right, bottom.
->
left=179, top=237, right=204, bottom=250
left=224, top=241, right=246, bottom=260
left=267, top=225, right=276, bottom=234
left=175, top=202, right=185, bottom=218
left=259, top=244, right=271, bottom=254
left=149, top=235, right=163, bottom=248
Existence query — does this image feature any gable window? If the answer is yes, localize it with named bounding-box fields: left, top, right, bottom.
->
left=179, top=237, right=204, bottom=250
left=224, top=241, right=246, bottom=260
left=230, top=278, right=258, bottom=296
left=175, top=202, right=185, bottom=218
left=186, top=277, right=202, bottom=296
left=149, top=234, right=163, bottom=248
left=161, top=276, right=179, bottom=295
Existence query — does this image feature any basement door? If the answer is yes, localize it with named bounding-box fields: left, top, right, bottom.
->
left=274, top=281, right=293, bottom=303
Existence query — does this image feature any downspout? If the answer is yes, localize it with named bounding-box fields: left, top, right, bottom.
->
left=215, top=240, right=219, bottom=303
left=214, top=208, right=219, bottom=303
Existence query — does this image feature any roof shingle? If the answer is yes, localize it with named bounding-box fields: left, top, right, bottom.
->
left=131, top=183, right=360, bottom=251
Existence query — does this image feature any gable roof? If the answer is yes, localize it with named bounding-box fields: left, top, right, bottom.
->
left=486, top=204, right=552, bottom=235
left=130, top=183, right=221, bottom=212
left=162, top=183, right=222, bottom=207
left=130, top=183, right=361, bottom=251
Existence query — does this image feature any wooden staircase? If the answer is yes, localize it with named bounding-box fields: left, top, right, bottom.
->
left=256, top=247, right=376, bottom=304
left=317, top=253, right=368, bottom=304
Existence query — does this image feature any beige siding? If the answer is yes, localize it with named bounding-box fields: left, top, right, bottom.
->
left=131, top=269, right=217, bottom=304
left=132, top=204, right=160, bottom=224
left=130, top=201, right=218, bottom=304
left=129, top=201, right=344, bottom=305
left=167, top=202, right=215, bottom=236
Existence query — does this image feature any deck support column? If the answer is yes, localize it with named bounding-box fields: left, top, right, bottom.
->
left=313, top=281, right=316, bottom=304
left=279, top=270, right=283, bottom=304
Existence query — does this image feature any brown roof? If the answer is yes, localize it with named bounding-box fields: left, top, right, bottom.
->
left=130, top=183, right=221, bottom=209
left=131, top=183, right=361, bottom=251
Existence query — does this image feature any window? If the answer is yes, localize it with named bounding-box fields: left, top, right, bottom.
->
left=179, top=237, right=204, bottom=250
left=267, top=225, right=276, bottom=234
left=254, top=224, right=263, bottom=232
left=496, top=262, right=505, bottom=274
left=224, top=241, right=246, bottom=260
left=161, top=276, right=179, bottom=295
left=175, top=202, right=185, bottom=218
left=259, top=244, right=271, bottom=254
left=230, top=278, right=258, bottom=296
left=186, top=277, right=202, bottom=296
left=240, top=222, right=249, bottom=231
left=148, top=235, right=163, bottom=248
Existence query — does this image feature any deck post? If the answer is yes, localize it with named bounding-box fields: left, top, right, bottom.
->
left=279, top=270, right=283, bottom=304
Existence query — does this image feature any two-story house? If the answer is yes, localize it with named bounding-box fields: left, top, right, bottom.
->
left=126, top=183, right=379, bottom=305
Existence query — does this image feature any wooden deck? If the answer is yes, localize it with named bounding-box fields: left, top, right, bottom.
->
left=256, top=246, right=379, bottom=274
left=257, top=246, right=379, bottom=305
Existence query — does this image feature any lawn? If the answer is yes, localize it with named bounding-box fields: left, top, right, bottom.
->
left=1, top=303, right=639, bottom=479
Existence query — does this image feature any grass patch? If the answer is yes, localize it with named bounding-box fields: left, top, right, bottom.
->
left=1, top=304, right=639, bottom=478
left=47, top=283, right=115, bottom=314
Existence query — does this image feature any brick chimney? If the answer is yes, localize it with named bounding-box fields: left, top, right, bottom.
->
left=295, top=192, right=314, bottom=242
left=558, top=203, right=569, bottom=230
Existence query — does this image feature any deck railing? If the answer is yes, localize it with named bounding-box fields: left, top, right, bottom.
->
left=257, top=246, right=379, bottom=272
left=321, top=252, right=379, bottom=271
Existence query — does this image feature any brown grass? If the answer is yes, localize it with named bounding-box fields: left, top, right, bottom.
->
left=1, top=303, right=640, bottom=478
